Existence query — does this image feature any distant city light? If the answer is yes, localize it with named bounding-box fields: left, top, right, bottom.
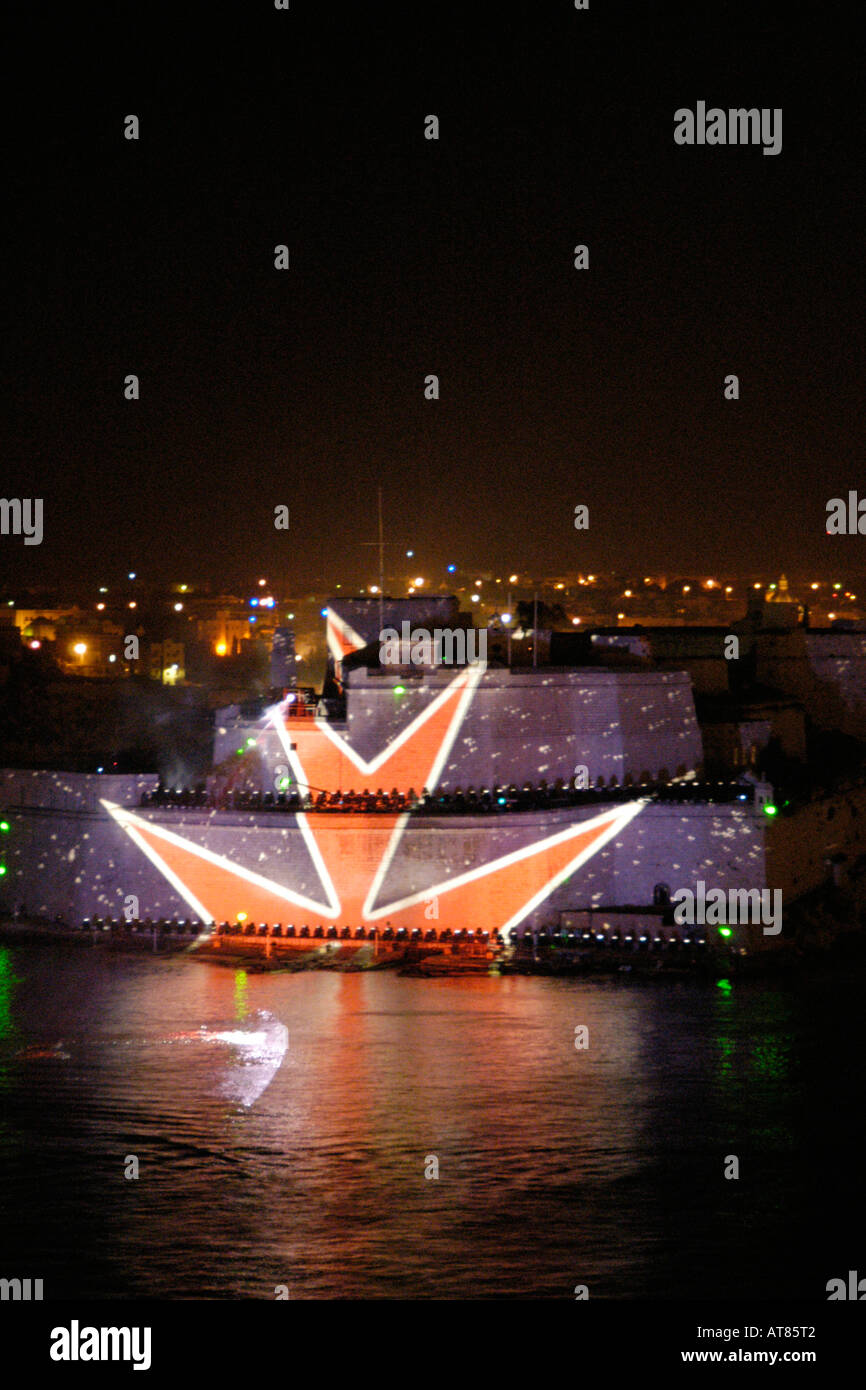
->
left=828, top=612, right=836, bottom=620
left=811, top=582, right=819, bottom=590
left=179, top=585, right=187, bottom=593
left=624, top=589, right=632, bottom=597
left=288, top=612, right=295, bottom=620
left=259, top=579, right=267, bottom=587
left=475, top=579, right=482, bottom=587
left=108, top=654, right=116, bottom=662
left=572, top=617, right=580, bottom=625
left=834, top=582, right=842, bottom=590
left=414, top=577, right=425, bottom=587
left=763, top=803, right=778, bottom=817
left=617, top=612, right=625, bottom=620
left=369, top=585, right=379, bottom=594
left=394, top=684, right=406, bottom=695
left=99, top=587, right=108, bottom=594
left=320, top=607, right=328, bottom=617
left=29, top=639, right=41, bottom=649
left=173, top=602, right=183, bottom=611
left=73, top=643, right=87, bottom=656
left=447, top=564, right=456, bottom=573
left=249, top=615, right=257, bottom=623
left=471, top=594, right=480, bottom=603
left=128, top=601, right=137, bottom=609
left=725, top=586, right=733, bottom=594
left=501, top=612, right=511, bottom=623
left=128, top=572, right=136, bottom=580
left=96, top=602, right=105, bottom=611
left=215, top=642, right=227, bottom=656
left=246, top=738, right=257, bottom=748
left=683, top=585, right=691, bottom=593
left=718, top=927, right=733, bottom=938
left=509, top=574, right=518, bottom=583
left=406, top=550, right=414, bottom=558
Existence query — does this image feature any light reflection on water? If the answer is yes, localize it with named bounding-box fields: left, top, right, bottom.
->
left=0, top=946, right=863, bottom=1299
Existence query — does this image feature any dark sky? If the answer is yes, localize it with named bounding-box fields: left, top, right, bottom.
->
left=2, top=2, right=862, bottom=594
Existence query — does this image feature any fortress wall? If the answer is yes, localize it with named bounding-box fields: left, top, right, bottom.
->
left=0, top=771, right=171, bottom=922
left=1, top=771, right=770, bottom=934
left=642, top=631, right=732, bottom=695
left=385, top=802, right=766, bottom=926
left=764, top=784, right=866, bottom=900
left=803, top=632, right=866, bottom=737
left=342, top=669, right=702, bottom=785
left=748, top=629, right=866, bottom=738
left=212, top=670, right=704, bottom=794
left=0, top=770, right=157, bottom=812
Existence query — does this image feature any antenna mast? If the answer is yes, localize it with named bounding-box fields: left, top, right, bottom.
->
left=377, top=485, right=385, bottom=634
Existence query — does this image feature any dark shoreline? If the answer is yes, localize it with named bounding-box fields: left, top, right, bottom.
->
left=4, top=915, right=866, bottom=980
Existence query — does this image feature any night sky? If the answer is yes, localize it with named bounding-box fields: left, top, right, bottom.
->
left=2, top=2, right=861, bottom=593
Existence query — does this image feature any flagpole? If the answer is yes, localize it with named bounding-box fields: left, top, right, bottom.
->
left=533, top=591, right=538, bottom=668
left=378, top=485, right=384, bottom=636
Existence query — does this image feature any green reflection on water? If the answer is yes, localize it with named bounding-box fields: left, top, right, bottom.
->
left=0, top=948, right=21, bottom=1040
left=750, top=1038, right=789, bottom=1080
left=235, top=969, right=249, bottom=1021
left=716, top=1035, right=735, bottom=1077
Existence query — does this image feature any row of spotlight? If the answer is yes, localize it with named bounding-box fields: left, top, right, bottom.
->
left=516, top=929, right=712, bottom=950
left=77, top=918, right=717, bottom=950
left=78, top=917, right=499, bottom=945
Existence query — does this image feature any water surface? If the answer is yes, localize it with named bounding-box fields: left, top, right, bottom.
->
left=0, top=945, right=861, bottom=1299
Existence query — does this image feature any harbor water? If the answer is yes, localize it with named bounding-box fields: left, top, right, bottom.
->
left=0, top=944, right=863, bottom=1299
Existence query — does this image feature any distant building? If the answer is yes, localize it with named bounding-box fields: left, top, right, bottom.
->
left=762, top=574, right=804, bottom=627
left=149, top=641, right=185, bottom=685
left=270, top=627, right=296, bottom=689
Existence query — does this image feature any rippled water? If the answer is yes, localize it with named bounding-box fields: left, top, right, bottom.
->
left=0, top=944, right=863, bottom=1299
